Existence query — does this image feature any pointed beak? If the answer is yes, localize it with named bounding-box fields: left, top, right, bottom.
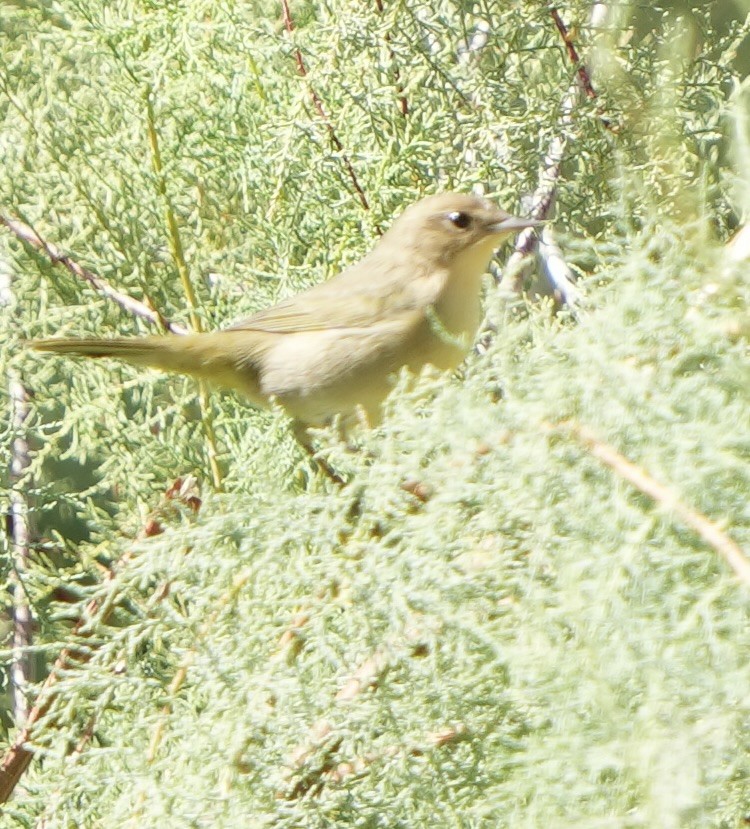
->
left=486, top=215, right=544, bottom=234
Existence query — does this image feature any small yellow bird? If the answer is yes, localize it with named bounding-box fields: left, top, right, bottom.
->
left=31, top=193, right=539, bottom=436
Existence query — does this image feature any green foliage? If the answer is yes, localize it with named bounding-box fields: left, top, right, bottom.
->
left=1, top=1, right=749, bottom=826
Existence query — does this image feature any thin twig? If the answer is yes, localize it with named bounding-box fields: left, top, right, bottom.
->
left=4, top=205, right=222, bottom=488
left=550, top=7, right=617, bottom=132
left=497, top=83, right=576, bottom=298
left=279, top=644, right=392, bottom=799
left=373, top=0, right=409, bottom=116
left=0, top=214, right=187, bottom=334
left=498, top=7, right=612, bottom=301
left=334, top=648, right=389, bottom=701
left=550, top=7, right=598, bottom=101
left=144, top=88, right=224, bottom=491
left=280, top=0, right=371, bottom=212
left=556, top=422, right=750, bottom=587
left=281, top=716, right=467, bottom=799
left=144, top=89, right=201, bottom=335
left=8, top=373, right=33, bottom=726
left=321, top=723, right=468, bottom=787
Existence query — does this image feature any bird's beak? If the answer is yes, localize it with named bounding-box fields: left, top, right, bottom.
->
left=487, top=215, right=544, bottom=234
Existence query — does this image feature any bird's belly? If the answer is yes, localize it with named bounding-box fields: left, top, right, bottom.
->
left=259, top=321, right=468, bottom=427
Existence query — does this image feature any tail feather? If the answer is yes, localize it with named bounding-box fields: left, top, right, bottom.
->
left=32, top=337, right=160, bottom=361
left=30, top=332, right=267, bottom=402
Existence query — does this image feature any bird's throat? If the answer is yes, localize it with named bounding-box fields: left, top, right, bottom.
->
left=432, top=238, right=497, bottom=342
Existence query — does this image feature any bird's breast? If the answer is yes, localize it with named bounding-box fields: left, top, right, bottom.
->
left=427, top=241, right=494, bottom=344
left=256, top=242, right=493, bottom=427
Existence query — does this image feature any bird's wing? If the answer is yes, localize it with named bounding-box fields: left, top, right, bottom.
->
left=225, top=258, right=420, bottom=334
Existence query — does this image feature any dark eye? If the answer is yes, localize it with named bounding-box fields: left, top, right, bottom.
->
left=447, top=211, right=471, bottom=229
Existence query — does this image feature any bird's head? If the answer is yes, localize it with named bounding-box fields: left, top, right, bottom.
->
left=383, top=192, right=541, bottom=266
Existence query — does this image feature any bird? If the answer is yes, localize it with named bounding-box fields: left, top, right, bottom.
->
left=31, top=193, right=540, bottom=438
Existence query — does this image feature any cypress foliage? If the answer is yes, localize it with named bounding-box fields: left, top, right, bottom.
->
left=1, top=2, right=748, bottom=826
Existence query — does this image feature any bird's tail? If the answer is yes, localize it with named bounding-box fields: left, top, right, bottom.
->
left=29, top=332, right=266, bottom=401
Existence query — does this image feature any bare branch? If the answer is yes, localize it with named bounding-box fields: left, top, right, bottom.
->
left=8, top=373, right=33, bottom=725
left=280, top=0, right=371, bottom=214
left=550, top=7, right=598, bottom=102
left=550, top=7, right=617, bottom=132
left=0, top=477, right=203, bottom=803
left=555, top=422, right=750, bottom=587
left=0, top=214, right=187, bottom=334
left=497, top=7, right=617, bottom=301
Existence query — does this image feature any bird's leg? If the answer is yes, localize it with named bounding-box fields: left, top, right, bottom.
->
left=292, top=421, right=347, bottom=486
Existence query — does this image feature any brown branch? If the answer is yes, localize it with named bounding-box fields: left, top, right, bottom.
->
left=272, top=611, right=310, bottom=664
left=0, top=476, right=202, bottom=803
left=550, top=7, right=597, bottom=101
left=279, top=0, right=371, bottom=213
left=498, top=103, right=571, bottom=296
left=0, top=589, right=107, bottom=802
left=281, top=719, right=469, bottom=798
left=0, top=214, right=187, bottom=335
left=556, top=422, right=750, bottom=587
left=281, top=719, right=344, bottom=799
left=549, top=7, right=618, bottom=134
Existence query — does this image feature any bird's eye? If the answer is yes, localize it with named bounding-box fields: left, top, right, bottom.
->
left=447, top=211, right=471, bottom=229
